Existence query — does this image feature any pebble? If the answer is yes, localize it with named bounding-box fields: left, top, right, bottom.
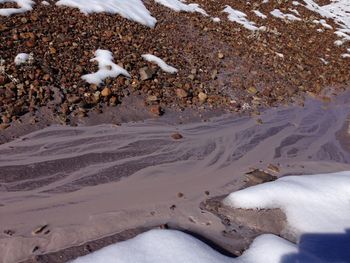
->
left=171, top=132, right=183, bottom=140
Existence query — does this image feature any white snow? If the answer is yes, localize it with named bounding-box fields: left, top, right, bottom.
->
left=81, top=49, right=130, bottom=86
left=41, top=1, right=49, bottom=5
left=224, top=171, right=350, bottom=238
left=302, top=0, right=350, bottom=44
left=270, top=9, right=301, bottom=21
left=14, top=53, right=29, bottom=65
left=253, top=10, right=267, bottom=19
left=71, top=230, right=323, bottom=263
left=154, top=0, right=207, bottom=16
left=223, top=6, right=258, bottom=31
left=212, top=17, right=220, bottom=22
left=0, top=0, right=34, bottom=16
left=56, top=0, right=157, bottom=27
left=142, top=54, right=178, bottom=74
left=72, top=229, right=233, bottom=263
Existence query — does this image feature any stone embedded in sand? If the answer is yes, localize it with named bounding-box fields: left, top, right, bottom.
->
left=177, top=192, right=184, bottom=198
left=218, top=52, right=224, bottom=59
left=171, top=132, right=183, bottom=140
left=101, top=87, right=112, bottom=97
left=175, top=88, right=188, bottom=98
left=139, top=67, right=155, bottom=81
left=32, top=224, right=48, bottom=235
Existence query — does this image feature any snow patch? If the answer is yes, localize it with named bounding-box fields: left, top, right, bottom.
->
left=154, top=0, right=207, bottom=15
left=142, top=54, right=178, bottom=74
left=224, top=171, right=350, bottom=238
left=302, top=0, right=350, bottom=44
left=72, top=229, right=233, bottom=263
left=41, top=1, right=49, bottom=5
left=223, top=6, right=258, bottom=31
left=14, top=53, right=29, bottom=65
left=56, top=0, right=157, bottom=27
left=270, top=9, right=301, bottom=21
left=253, top=10, right=267, bottom=19
left=81, top=49, right=130, bottom=86
left=0, top=0, right=34, bottom=16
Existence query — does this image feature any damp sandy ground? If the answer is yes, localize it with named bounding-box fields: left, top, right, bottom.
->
left=1, top=93, right=350, bottom=262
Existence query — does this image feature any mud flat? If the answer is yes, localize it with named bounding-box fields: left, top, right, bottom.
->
left=1, top=92, right=350, bottom=262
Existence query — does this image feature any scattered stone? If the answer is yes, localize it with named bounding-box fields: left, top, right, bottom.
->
left=205, top=190, right=210, bottom=196
left=159, top=224, right=169, bottom=229
left=3, top=229, right=15, bottom=236
left=175, top=88, right=188, bottom=98
left=32, top=224, right=48, bottom=235
left=171, top=132, right=183, bottom=140
left=149, top=105, right=162, bottom=116
left=139, top=67, right=155, bottom=81
left=218, top=52, right=224, bottom=59
left=101, top=87, right=112, bottom=97
left=198, top=92, right=208, bottom=103
left=267, top=163, right=280, bottom=173
left=170, top=204, right=176, bottom=210
left=177, top=192, right=184, bottom=198
left=244, top=169, right=277, bottom=186
left=146, top=95, right=158, bottom=102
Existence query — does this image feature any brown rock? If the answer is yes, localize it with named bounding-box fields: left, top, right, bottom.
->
left=171, top=133, right=183, bottom=140
left=198, top=92, right=208, bottom=102
left=101, top=87, right=112, bottom=97
left=139, top=67, right=155, bottom=81
left=176, top=88, right=188, bottom=98
left=149, top=105, right=162, bottom=116
left=177, top=192, right=184, bottom=198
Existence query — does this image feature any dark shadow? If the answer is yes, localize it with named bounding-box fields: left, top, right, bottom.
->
left=282, top=229, right=350, bottom=263
left=181, top=229, right=237, bottom=258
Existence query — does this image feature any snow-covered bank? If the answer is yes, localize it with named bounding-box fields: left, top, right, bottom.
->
left=224, top=171, right=350, bottom=238
left=72, top=171, right=350, bottom=263
left=0, top=0, right=34, bottom=16
left=56, top=0, right=157, bottom=27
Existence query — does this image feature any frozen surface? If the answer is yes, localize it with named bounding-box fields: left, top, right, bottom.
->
left=223, top=6, right=258, bottom=31
left=270, top=9, right=301, bottom=21
left=253, top=10, right=267, bottom=19
left=81, top=49, right=130, bottom=85
left=56, top=0, right=157, bottom=27
left=302, top=0, right=350, bottom=44
left=72, top=229, right=233, bottom=263
left=0, top=0, right=34, bottom=16
left=224, top=171, right=350, bottom=237
left=154, top=0, right=207, bottom=15
left=71, top=230, right=325, bottom=263
left=142, top=54, right=178, bottom=74
left=14, top=53, right=29, bottom=65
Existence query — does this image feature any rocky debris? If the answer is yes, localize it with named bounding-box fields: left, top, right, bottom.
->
left=244, top=169, right=277, bottom=186
left=267, top=163, right=280, bottom=173
left=175, top=88, right=188, bottom=98
left=32, top=224, right=48, bottom=235
left=0, top=0, right=349, bottom=129
left=200, top=195, right=288, bottom=254
left=171, top=132, right=183, bottom=140
left=149, top=105, right=162, bottom=116
left=198, top=91, right=208, bottom=103
left=139, top=67, right=155, bottom=81
left=3, top=229, right=15, bottom=236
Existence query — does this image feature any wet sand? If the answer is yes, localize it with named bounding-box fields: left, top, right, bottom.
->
left=1, top=92, right=350, bottom=262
